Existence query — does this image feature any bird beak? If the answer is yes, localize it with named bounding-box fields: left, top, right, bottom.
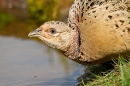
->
left=28, top=28, right=41, bottom=37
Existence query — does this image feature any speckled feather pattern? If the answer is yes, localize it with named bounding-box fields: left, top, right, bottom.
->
left=29, top=0, right=130, bottom=65
left=67, top=0, right=130, bottom=65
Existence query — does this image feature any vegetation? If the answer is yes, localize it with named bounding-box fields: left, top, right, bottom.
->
left=0, top=0, right=73, bottom=37
left=0, top=1, right=130, bottom=86
left=0, top=11, right=15, bottom=30
left=81, top=58, right=130, bottom=86
left=27, top=0, right=60, bottom=23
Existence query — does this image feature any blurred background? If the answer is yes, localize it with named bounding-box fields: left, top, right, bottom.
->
left=0, top=0, right=85, bottom=86
left=0, top=0, right=74, bottom=37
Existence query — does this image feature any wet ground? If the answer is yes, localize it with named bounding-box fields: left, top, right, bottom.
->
left=0, top=35, right=85, bottom=86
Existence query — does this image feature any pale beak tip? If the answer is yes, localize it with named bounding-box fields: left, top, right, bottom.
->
left=28, top=32, right=33, bottom=37
left=28, top=28, right=41, bottom=37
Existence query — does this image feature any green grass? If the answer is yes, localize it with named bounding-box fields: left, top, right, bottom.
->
left=81, top=58, right=130, bottom=86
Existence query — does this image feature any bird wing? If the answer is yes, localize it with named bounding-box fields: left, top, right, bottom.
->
left=68, top=0, right=130, bottom=29
left=68, top=0, right=130, bottom=62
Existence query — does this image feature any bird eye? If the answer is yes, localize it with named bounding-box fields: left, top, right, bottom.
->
left=48, top=28, right=59, bottom=36
left=50, top=29, right=56, bottom=34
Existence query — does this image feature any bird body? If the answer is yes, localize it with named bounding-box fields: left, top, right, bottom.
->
left=28, top=0, right=130, bottom=65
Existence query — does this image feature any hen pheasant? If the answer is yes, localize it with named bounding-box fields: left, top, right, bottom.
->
left=28, top=0, right=130, bottom=65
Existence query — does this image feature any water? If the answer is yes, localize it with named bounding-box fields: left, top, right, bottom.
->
left=0, top=36, right=84, bottom=86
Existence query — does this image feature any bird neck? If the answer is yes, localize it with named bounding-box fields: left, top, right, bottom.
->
left=63, top=28, right=81, bottom=60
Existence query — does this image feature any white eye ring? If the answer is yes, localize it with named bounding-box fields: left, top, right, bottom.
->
left=51, top=33, right=60, bottom=37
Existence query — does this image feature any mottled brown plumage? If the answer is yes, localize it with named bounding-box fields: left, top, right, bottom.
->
left=28, top=0, right=130, bottom=65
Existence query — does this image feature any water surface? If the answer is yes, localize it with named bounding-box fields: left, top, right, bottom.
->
left=0, top=36, right=84, bottom=86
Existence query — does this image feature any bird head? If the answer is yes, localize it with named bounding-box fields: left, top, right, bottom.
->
left=28, top=21, right=76, bottom=51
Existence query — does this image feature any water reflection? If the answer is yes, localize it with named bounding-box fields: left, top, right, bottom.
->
left=0, top=36, right=84, bottom=86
